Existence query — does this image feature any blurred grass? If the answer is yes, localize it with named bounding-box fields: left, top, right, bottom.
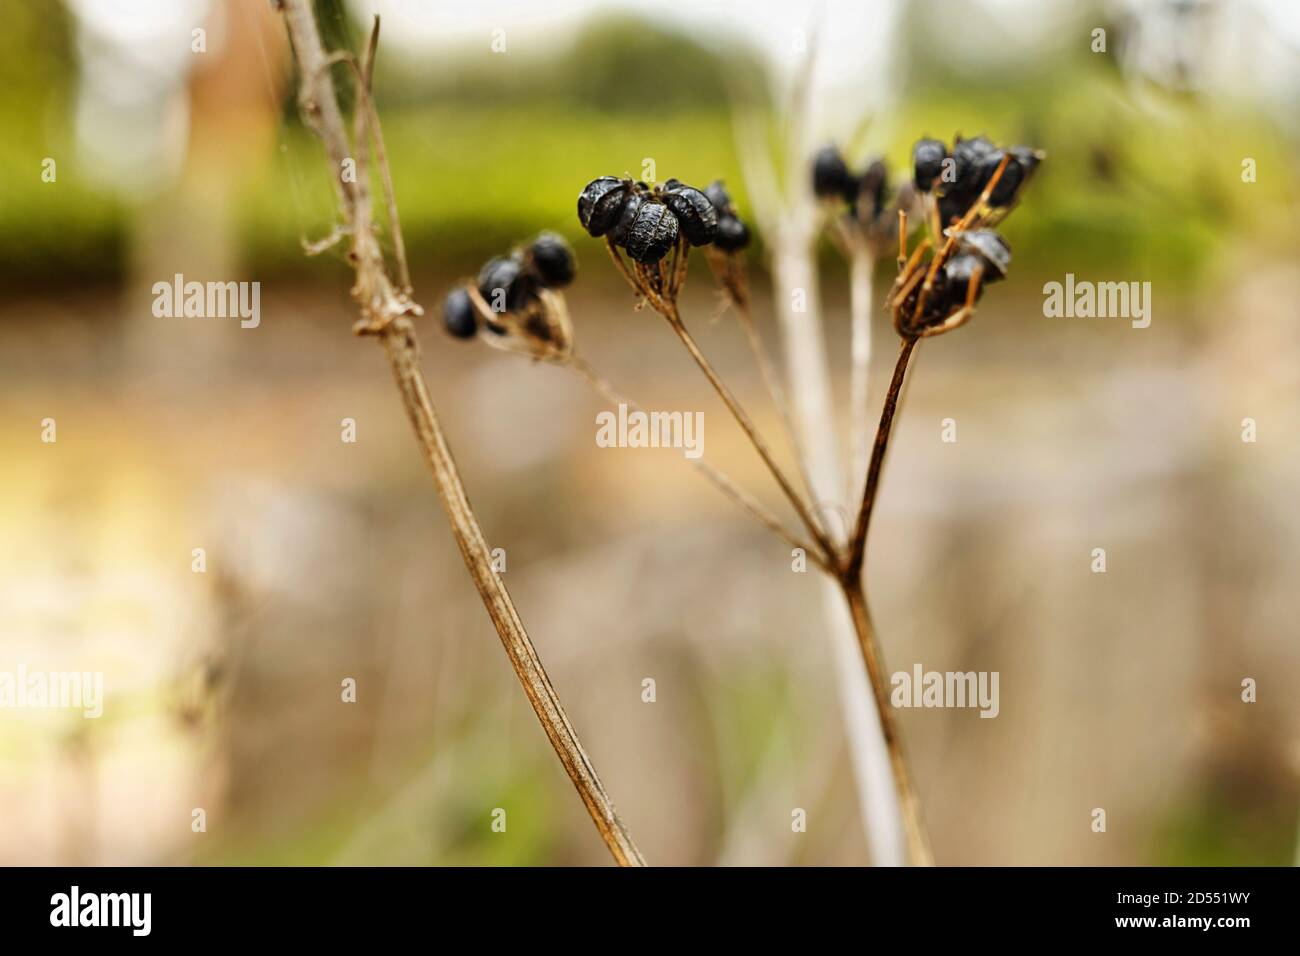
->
left=1, top=5, right=1294, bottom=293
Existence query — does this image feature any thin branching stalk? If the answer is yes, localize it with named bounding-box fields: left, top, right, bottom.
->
left=661, top=307, right=837, bottom=565
left=847, top=336, right=918, bottom=577
left=839, top=577, right=933, bottom=866
left=605, top=239, right=836, bottom=566
left=565, top=355, right=834, bottom=573
left=707, top=250, right=823, bottom=526
left=278, top=0, right=644, bottom=866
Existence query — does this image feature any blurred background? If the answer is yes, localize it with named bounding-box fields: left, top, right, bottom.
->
left=2, top=0, right=1298, bottom=865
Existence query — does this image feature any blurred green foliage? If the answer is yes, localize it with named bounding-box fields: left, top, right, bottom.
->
left=0, top=4, right=1294, bottom=302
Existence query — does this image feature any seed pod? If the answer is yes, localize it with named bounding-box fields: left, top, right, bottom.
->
left=912, top=138, right=948, bottom=191
left=987, top=146, right=1043, bottom=207
left=955, top=229, right=1011, bottom=280
left=623, top=201, right=679, bottom=263
left=443, top=287, right=478, bottom=339
left=661, top=179, right=718, bottom=246
left=607, top=189, right=645, bottom=246
left=477, top=255, right=535, bottom=314
left=936, top=135, right=1001, bottom=222
left=704, top=179, right=733, bottom=214
left=577, top=176, right=630, bottom=237
left=952, top=135, right=1001, bottom=185
left=527, top=231, right=576, bottom=288
left=713, top=214, right=750, bottom=252
left=898, top=270, right=953, bottom=335
left=812, top=145, right=851, bottom=199
left=940, top=253, right=991, bottom=305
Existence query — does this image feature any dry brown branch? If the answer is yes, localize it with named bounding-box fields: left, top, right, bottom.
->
left=278, top=0, right=643, bottom=867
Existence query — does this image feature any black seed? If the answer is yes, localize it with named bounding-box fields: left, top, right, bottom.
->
left=662, top=182, right=718, bottom=246
left=704, top=179, right=733, bottom=213
left=986, top=160, right=1024, bottom=206
left=812, top=145, right=851, bottom=199
left=607, top=190, right=644, bottom=246
left=1011, top=145, right=1043, bottom=177
left=955, top=230, right=1011, bottom=279
left=477, top=256, right=535, bottom=313
left=941, top=253, right=990, bottom=304
left=528, top=231, right=576, bottom=288
left=987, top=146, right=1042, bottom=206
left=577, top=176, right=630, bottom=237
left=713, top=214, right=750, bottom=251
left=623, top=202, right=679, bottom=263
left=952, top=136, right=1001, bottom=187
left=912, top=138, right=947, bottom=190
left=443, top=287, right=478, bottom=339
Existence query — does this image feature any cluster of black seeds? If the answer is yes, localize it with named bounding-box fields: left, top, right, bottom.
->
left=912, top=135, right=1042, bottom=225
left=811, top=145, right=890, bottom=225
left=577, top=176, right=719, bottom=263
left=443, top=232, right=575, bottom=339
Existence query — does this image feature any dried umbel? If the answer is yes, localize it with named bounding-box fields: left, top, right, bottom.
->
left=577, top=175, right=719, bottom=266
left=890, top=134, right=1043, bottom=338
left=441, top=232, right=577, bottom=358
left=578, top=173, right=725, bottom=313
left=812, top=144, right=908, bottom=253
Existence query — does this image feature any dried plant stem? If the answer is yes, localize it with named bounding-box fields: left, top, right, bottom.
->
left=838, top=333, right=933, bottom=865
left=566, top=355, right=833, bottom=573
left=728, top=294, right=823, bottom=529
left=840, top=578, right=933, bottom=866
left=731, top=45, right=911, bottom=863
left=279, top=0, right=643, bottom=866
left=661, top=309, right=837, bottom=566
left=848, top=336, right=918, bottom=577
left=381, top=336, right=645, bottom=865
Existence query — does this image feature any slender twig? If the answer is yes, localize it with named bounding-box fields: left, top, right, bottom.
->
left=659, top=306, right=838, bottom=564
left=278, top=0, right=643, bottom=866
left=847, top=336, right=918, bottom=578
left=566, top=354, right=833, bottom=573
left=711, top=260, right=824, bottom=535
left=840, top=577, right=933, bottom=866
